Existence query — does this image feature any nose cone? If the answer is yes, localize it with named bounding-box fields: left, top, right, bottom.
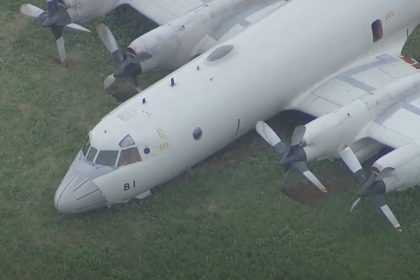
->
left=54, top=165, right=108, bottom=214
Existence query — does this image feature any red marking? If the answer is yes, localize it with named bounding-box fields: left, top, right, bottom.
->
left=401, top=56, right=420, bottom=69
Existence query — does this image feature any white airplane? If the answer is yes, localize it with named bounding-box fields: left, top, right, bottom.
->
left=55, top=0, right=420, bottom=231
left=20, top=0, right=282, bottom=68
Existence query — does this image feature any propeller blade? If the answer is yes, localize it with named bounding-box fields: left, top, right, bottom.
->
left=380, top=204, right=402, bottom=232
left=97, top=23, right=120, bottom=54
left=368, top=195, right=402, bottom=231
left=66, top=23, right=91, bottom=33
left=104, top=74, right=117, bottom=90
left=302, top=170, right=328, bottom=193
left=56, top=36, right=66, bottom=64
left=360, top=173, right=377, bottom=194
left=255, top=121, right=282, bottom=147
left=51, top=24, right=64, bottom=40
left=349, top=167, right=391, bottom=212
left=339, top=146, right=363, bottom=174
left=350, top=197, right=361, bottom=212
left=52, top=25, right=66, bottom=64
left=255, top=121, right=289, bottom=155
left=291, top=126, right=306, bottom=146
left=294, top=161, right=327, bottom=193
left=47, top=0, right=58, bottom=16
left=255, top=122, right=327, bottom=193
left=20, top=4, right=46, bottom=19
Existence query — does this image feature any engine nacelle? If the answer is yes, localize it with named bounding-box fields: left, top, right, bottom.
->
left=127, top=24, right=181, bottom=71
left=302, top=100, right=371, bottom=159
left=62, top=0, right=120, bottom=23
left=373, top=142, right=420, bottom=192
left=127, top=0, right=245, bottom=70
left=302, top=73, right=420, bottom=160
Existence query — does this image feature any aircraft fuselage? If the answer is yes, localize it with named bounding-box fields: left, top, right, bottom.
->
left=54, top=0, right=420, bottom=213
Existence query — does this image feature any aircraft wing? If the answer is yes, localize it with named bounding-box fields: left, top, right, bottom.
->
left=122, top=0, right=205, bottom=25
left=122, top=0, right=286, bottom=32
left=292, top=53, right=420, bottom=149
left=206, top=0, right=287, bottom=43
left=292, top=54, right=420, bottom=117
left=362, top=87, right=420, bottom=149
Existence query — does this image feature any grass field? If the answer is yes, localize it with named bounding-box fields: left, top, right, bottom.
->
left=2, top=1, right=420, bottom=279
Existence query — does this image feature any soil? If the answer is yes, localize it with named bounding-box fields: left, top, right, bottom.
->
left=280, top=171, right=353, bottom=206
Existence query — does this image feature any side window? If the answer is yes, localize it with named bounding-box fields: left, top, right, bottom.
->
left=118, top=147, right=142, bottom=167
left=82, top=137, right=90, bottom=156
left=86, top=147, right=98, bottom=162
left=372, top=19, right=383, bottom=42
left=119, top=134, right=135, bottom=148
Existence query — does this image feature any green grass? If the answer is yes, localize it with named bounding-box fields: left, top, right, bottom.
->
left=2, top=1, right=420, bottom=279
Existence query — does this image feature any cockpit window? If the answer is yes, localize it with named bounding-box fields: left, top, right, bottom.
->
left=82, top=137, right=90, bottom=156
left=96, top=150, right=119, bottom=166
left=119, top=134, right=135, bottom=148
left=86, top=147, right=98, bottom=162
left=118, top=147, right=142, bottom=166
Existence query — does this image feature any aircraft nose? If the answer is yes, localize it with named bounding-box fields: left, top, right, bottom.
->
left=54, top=165, right=108, bottom=214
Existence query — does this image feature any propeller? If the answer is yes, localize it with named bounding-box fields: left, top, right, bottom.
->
left=96, top=24, right=143, bottom=92
left=338, top=146, right=401, bottom=231
left=255, top=121, right=327, bottom=193
left=20, top=0, right=91, bottom=64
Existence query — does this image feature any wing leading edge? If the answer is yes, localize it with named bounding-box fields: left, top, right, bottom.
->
left=122, top=0, right=206, bottom=25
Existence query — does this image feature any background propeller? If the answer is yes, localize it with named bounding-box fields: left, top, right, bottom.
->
left=255, top=121, right=327, bottom=193
left=338, top=146, right=401, bottom=231
left=96, top=24, right=143, bottom=92
left=20, top=0, right=91, bottom=64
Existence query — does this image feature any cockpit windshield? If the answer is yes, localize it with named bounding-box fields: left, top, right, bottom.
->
left=81, top=135, right=143, bottom=167
left=96, top=150, right=119, bottom=166
left=86, top=147, right=98, bottom=162
left=118, top=147, right=142, bottom=167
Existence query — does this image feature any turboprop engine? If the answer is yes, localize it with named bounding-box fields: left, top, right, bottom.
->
left=373, top=142, right=420, bottom=193
left=296, top=73, right=420, bottom=161
left=256, top=73, right=420, bottom=231
left=19, top=0, right=123, bottom=64
left=338, top=142, right=420, bottom=231
left=61, top=0, right=119, bottom=23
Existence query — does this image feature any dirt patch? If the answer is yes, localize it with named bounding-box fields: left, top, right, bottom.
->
left=280, top=170, right=354, bottom=206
